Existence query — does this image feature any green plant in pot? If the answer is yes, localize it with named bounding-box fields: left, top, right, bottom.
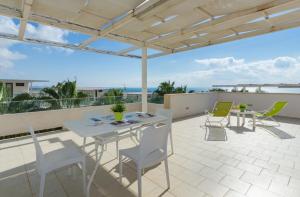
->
left=239, top=104, right=247, bottom=112
left=111, top=102, right=126, bottom=121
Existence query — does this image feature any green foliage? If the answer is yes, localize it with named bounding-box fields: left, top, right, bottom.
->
left=41, top=80, right=88, bottom=108
left=111, top=102, right=126, bottom=113
left=7, top=93, right=37, bottom=113
left=104, top=88, right=123, bottom=97
left=0, top=82, right=8, bottom=102
left=209, top=88, right=226, bottom=92
left=153, top=81, right=187, bottom=96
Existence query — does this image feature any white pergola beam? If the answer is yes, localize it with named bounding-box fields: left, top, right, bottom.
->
left=117, top=46, right=140, bottom=55
left=141, top=47, right=148, bottom=112
left=18, top=0, right=33, bottom=40
left=0, top=32, right=141, bottom=59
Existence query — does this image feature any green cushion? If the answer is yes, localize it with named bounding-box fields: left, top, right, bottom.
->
left=212, top=102, right=233, bottom=117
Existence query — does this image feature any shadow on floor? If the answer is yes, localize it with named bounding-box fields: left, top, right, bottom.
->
left=258, top=125, right=295, bottom=139
left=229, top=126, right=253, bottom=134
left=205, top=126, right=227, bottom=141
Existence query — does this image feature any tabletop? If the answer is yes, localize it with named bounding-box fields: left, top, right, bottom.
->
left=64, top=112, right=168, bottom=138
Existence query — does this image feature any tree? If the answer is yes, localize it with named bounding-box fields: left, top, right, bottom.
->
left=209, top=88, right=226, bottom=92
left=153, top=81, right=187, bottom=96
left=150, top=81, right=187, bottom=104
left=0, top=83, right=8, bottom=114
left=41, top=80, right=88, bottom=108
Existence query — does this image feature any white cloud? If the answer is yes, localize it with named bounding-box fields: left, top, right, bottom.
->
left=0, top=16, right=71, bottom=70
left=150, top=56, right=300, bottom=87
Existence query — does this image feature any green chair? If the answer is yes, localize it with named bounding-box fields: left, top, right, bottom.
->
left=255, top=101, right=288, bottom=126
left=205, top=101, right=233, bottom=127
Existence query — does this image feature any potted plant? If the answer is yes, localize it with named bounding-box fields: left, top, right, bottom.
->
left=111, top=102, right=126, bottom=121
left=239, top=104, right=247, bottom=112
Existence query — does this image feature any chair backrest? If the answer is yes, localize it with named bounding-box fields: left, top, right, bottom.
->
left=212, top=101, right=233, bottom=117
left=264, top=101, right=288, bottom=117
left=28, top=127, right=44, bottom=170
left=155, top=108, right=172, bottom=129
left=139, top=125, right=169, bottom=167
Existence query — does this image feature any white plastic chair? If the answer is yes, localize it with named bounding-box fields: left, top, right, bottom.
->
left=155, top=108, right=174, bottom=154
left=119, top=125, right=170, bottom=197
left=28, top=127, right=86, bottom=197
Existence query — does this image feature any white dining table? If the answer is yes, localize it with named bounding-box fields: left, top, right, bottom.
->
left=230, top=109, right=256, bottom=131
left=63, top=112, right=168, bottom=197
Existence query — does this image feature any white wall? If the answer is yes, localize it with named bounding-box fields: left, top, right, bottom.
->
left=165, top=92, right=300, bottom=119
left=165, top=93, right=216, bottom=119
left=0, top=102, right=164, bottom=137
left=216, top=92, right=300, bottom=118
left=0, top=103, right=141, bottom=136
left=13, top=82, right=29, bottom=96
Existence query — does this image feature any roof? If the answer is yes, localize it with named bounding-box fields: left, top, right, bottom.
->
left=0, top=0, right=300, bottom=58
left=0, top=79, right=49, bottom=83
left=213, top=83, right=300, bottom=88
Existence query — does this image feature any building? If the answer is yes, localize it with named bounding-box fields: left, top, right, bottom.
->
left=77, top=87, right=108, bottom=98
left=0, top=79, right=48, bottom=98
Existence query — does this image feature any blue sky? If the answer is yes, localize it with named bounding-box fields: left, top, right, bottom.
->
left=1, top=16, right=300, bottom=89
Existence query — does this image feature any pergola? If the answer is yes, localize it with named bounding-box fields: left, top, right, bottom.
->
left=0, top=0, right=300, bottom=111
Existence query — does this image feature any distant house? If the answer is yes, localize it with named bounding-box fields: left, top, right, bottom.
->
left=77, top=87, right=109, bottom=98
left=0, top=79, right=48, bottom=98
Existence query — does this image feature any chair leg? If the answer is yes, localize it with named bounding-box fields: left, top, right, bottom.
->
left=169, top=130, right=174, bottom=154
left=164, top=159, right=170, bottom=189
left=82, top=161, right=87, bottom=195
left=137, top=168, right=142, bottom=197
left=39, top=173, right=46, bottom=197
left=116, top=140, right=119, bottom=158
left=95, top=141, right=99, bottom=160
left=119, top=155, right=123, bottom=183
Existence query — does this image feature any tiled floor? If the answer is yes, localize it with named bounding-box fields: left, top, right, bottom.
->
left=1, top=115, right=300, bottom=197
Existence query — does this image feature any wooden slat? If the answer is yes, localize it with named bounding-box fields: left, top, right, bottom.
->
left=149, top=0, right=294, bottom=45
left=18, top=0, right=33, bottom=40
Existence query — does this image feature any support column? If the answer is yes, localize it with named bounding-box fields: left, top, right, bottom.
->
left=142, top=47, right=148, bottom=112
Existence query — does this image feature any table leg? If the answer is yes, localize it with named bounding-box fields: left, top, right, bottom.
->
left=237, top=113, right=240, bottom=127
left=82, top=137, right=86, bottom=152
left=253, top=114, right=256, bottom=131
left=227, top=114, right=231, bottom=127
left=242, top=114, right=246, bottom=126
left=87, top=144, right=104, bottom=197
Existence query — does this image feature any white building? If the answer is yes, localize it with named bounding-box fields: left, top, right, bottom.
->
left=0, top=79, right=48, bottom=98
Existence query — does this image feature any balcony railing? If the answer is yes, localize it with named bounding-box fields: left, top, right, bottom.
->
left=0, top=95, right=164, bottom=115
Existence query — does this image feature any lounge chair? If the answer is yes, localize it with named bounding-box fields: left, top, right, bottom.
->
left=205, top=101, right=233, bottom=127
left=204, top=101, right=232, bottom=141
left=254, top=101, right=288, bottom=126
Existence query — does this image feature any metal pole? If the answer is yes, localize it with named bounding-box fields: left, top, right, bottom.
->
left=142, top=47, right=148, bottom=112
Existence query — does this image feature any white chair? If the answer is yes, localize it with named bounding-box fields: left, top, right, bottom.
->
left=28, top=127, right=86, bottom=197
left=119, top=125, right=170, bottom=197
left=155, top=108, right=174, bottom=154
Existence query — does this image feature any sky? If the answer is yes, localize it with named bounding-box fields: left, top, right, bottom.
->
left=1, top=16, right=300, bottom=89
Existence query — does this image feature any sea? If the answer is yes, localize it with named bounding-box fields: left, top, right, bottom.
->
left=32, top=87, right=210, bottom=93
left=31, top=86, right=300, bottom=94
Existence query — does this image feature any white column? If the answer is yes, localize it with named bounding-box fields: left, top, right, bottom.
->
left=142, top=47, right=148, bottom=112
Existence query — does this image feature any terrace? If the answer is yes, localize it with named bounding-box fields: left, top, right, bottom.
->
left=1, top=0, right=300, bottom=197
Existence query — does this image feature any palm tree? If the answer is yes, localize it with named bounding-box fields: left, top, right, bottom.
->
left=150, top=81, right=187, bottom=104
left=154, top=81, right=187, bottom=96
left=41, top=80, right=87, bottom=108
